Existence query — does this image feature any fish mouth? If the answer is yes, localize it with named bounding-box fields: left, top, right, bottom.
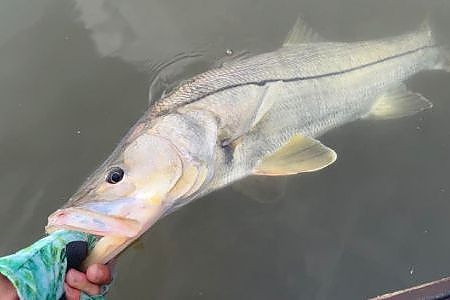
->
left=45, top=207, right=142, bottom=238
left=47, top=201, right=167, bottom=267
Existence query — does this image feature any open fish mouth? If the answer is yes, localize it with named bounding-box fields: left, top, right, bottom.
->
left=45, top=207, right=142, bottom=238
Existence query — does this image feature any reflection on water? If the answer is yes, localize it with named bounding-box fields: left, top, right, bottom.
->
left=0, top=0, right=449, bottom=299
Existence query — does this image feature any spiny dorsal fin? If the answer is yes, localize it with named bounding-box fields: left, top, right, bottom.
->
left=283, top=17, right=325, bottom=46
left=366, top=84, right=433, bottom=120
left=253, top=134, right=337, bottom=176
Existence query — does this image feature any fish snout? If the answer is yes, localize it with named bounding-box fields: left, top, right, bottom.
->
left=46, top=199, right=167, bottom=267
left=45, top=207, right=142, bottom=238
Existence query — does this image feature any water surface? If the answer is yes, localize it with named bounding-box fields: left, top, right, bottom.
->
left=0, top=0, right=450, bottom=299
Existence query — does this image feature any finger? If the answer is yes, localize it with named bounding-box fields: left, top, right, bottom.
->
left=86, top=263, right=112, bottom=285
left=64, top=282, right=80, bottom=300
left=0, top=274, right=18, bottom=299
left=66, top=269, right=100, bottom=296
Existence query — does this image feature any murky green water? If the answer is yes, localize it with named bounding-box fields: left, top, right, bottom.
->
left=0, top=0, right=450, bottom=299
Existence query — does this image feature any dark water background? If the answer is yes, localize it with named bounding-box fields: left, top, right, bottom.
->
left=0, top=0, right=450, bottom=299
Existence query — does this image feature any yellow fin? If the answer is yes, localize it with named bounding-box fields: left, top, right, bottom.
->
left=253, top=134, right=337, bottom=176
left=366, top=84, right=433, bottom=120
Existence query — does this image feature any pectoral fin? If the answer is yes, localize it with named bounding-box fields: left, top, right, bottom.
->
left=251, top=81, right=282, bottom=128
left=253, top=134, right=337, bottom=176
left=366, top=85, right=433, bottom=120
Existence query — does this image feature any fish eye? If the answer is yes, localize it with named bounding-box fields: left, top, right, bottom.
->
left=106, top=167, right=124, bottom=184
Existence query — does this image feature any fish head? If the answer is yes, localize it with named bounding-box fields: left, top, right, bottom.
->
left=46, top=113, right=215, bottom=265
left=45, top=129, right=187, bottom=238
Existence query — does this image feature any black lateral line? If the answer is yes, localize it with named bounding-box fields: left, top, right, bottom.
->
left=154, top=44, right=436, bottom=115
left=199, top=45, right=434, bottom=99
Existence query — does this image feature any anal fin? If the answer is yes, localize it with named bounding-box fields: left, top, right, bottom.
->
left=253, top=134, right=337, bottom=176
left=366, top=84, right=433, bottom=120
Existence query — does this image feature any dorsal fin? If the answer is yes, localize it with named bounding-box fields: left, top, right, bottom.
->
left=283, top=17, right=325, bottom=46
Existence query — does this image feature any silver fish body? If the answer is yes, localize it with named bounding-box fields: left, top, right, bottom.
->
left=46, top=19, right=450, bottom=266
left=165, top=24, right=446, bottom=196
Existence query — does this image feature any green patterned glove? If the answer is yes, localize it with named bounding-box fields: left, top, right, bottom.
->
left=0, top=230, right=110, bottom=300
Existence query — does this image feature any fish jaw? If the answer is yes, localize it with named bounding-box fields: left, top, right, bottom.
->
left=46, top=200, right=167, bottom=238
left=81, top=204, right=166, bottom=271
left=81, top=202, right=166, bottom=269
left=45, top=207, right=143, bottom=238
left=46, top=202, right=167, bottom=269
left=46, top=194, right=170, bottom=238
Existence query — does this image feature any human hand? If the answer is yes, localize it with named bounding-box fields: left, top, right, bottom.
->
left=64, top=263, right=113, bottom=300
left=0, top=263, right=112, bottom=300
left=0, top=273, right=18, bottom=300
left=0, top=232, right=114, bottom=299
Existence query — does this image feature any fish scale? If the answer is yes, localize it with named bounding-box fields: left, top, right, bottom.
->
left=151, top=27, right=437, bottom=117
left=46, top=18, right=450, bottom=267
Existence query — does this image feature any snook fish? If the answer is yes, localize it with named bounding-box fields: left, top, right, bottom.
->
left=46, top=18, right=450, bottom=267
